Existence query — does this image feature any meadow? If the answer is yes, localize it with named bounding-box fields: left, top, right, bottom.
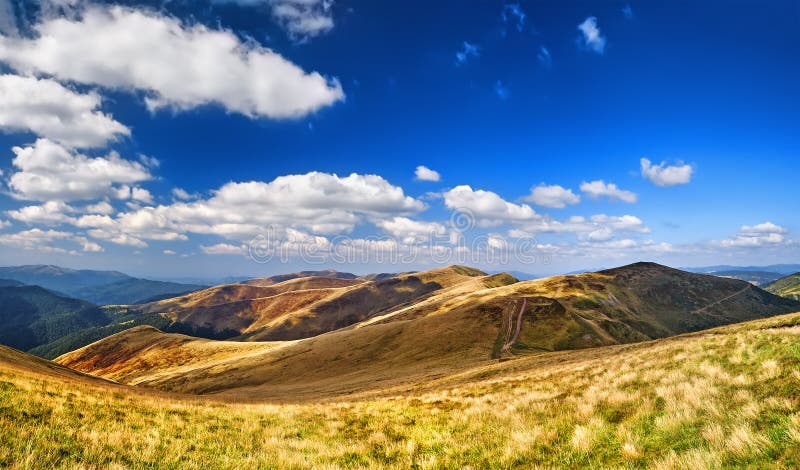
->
left=2, top=312, right=800, bottom=469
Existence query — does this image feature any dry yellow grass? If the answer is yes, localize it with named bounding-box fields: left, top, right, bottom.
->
left=3, top=312, right=800, bottom=468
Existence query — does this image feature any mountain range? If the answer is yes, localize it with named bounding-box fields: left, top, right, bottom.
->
left=0, top=265, right=205, bottom=305
left=43, top=262, right=799, bottom=400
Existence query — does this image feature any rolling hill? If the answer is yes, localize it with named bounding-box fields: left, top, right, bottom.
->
left=56, top=262, right=800, bottom=400
left=0, top=285, right=110, bottom=352
left=765, top=272, right=800, bottom=300
left=4, top=312, right=800, bottom=467
left=703, top=269, right=784, bottom=286
left=0, top=265, right=204, bottom=305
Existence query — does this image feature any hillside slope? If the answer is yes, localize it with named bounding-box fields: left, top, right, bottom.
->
left=6, top=313, right=800, bottom=467
left=126, top=266, right=487, bottom=341
left=0, top=285, right=110, bottom=352
left=57, top=263, right=800, bottom=400
left=765, top=272, right=800, bottom=300
left=0, top=265, right=205, bottom=305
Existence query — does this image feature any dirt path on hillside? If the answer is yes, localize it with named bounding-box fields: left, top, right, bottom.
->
left=692, top=285, right=752, bottom=314
left=500, top=298, right=527, bottom=356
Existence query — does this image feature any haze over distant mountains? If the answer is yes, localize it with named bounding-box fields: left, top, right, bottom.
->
left=0, top=265, right=205, bottom=305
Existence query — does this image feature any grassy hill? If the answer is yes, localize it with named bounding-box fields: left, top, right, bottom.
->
left=765, top=273, right=800, bottom=301
left=0, top=285, right=110, bottom=353
left=56, top=263, right=800, bottom=400
left=3, top=312, right=800, bottom=467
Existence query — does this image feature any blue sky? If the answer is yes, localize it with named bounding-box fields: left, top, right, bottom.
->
left=0, top=0, right=798, bottom=278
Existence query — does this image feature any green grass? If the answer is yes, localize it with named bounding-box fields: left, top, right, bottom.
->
left=2, top=313, right=800, bottom=468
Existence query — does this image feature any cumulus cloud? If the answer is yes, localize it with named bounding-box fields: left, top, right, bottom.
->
left=201, top=243, right=245, bottom=255
left=77, top=172, right=425, bottom=244
left=376, top=217, right=446, bottom=244
left=455, top=41, right=479, bottom=64
left=0, top=227, right=101, bottom=253
left=640, top=158, right=693, bottom=187
left=415, top=165, right=441, bottom=182
left=524, top=184, right=580, bottom=208
left=580, top=180, right=638, bottom=203
left=7, top=138, right=152, bottom=201
left=268, top=0, right=335, bottom=41
left=577, top=16, right=606, bottom=54
left=443, top=185, right=538, bottom=226
left=716, top=222, right=790, bottom=248
left=216, top=0, right=336, bottom=41
left=0, top=74, right=129, bottom=148
left=0, top=5, right=344, bottom=119
left=6, top=200, right=75, bottom=225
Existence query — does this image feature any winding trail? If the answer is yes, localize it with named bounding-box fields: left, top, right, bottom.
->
left=500, top=298, right=527, bottom=356
left=691, top=285, right=751, bottom=315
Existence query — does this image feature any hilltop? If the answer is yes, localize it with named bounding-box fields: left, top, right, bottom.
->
left=0, top=265, right=204, bottom=305
left=765, top=272, right=800, bottom=300
left=56, top=262, right=800, bottom=400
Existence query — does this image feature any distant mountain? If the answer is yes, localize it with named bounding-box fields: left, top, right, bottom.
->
left=686, top=264, right=800, bottom=275
left=70, top=278, right=206, bottom=305
left=0, top=265, right=129, bottom=293
left=56, top=262, right=800, bottom=400
left=764, top=273, right=800, bottom=301
left=489, top=270, right=541, bottom=281
left=0, top=279, right=24, bottom=287
left=241, top=269, right=358, bottom=287
left=702, top=270, right=784, bottom=286
left=0, top=285, right=110, bottom=353
left=0, top=265, right=204, bottom=305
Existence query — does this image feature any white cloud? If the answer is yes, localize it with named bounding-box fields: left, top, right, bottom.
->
left=163, top=249, right=176, bottom=255
left=415, top=165, right=441, bottom=182
left=0, top=5, right=344, bottom=119
left=0, top=74, right=130, bottom=148
left=6, top=200, right=75, bottom=225
left=577, top=17, right=606, bottom=54
left=7, top=138, right=152, bottom=201
left=0, top=227, right=99, bottom=253
left=520, top=214, right=650, bottom=237
left=580, top=180, right=638, bottom=203
left=85, top=201, right=114, bottom=215
left=131, top=187, right=154, bottom=204
left=524, top=184, right=580, bottom=208
left=716, top=222, right=789, bottom=248
left=269, top=0, right=335, bottom=41
left=171, top=188, right=196, bottom=201
left=376, top=217, right=446, bottom=244
left=80, top=172, right=424, bottom=244
left=443, top=185, right=538, bottom=226
left=201, top=242, right=245, bottom=255
left=741, top=222, right=788, bottom=234
left=455, top=41, right=479, bottom=64
left=640, top=158, right=693, bottom=187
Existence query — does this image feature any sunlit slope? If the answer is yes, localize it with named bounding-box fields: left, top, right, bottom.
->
left=58, top=298, right=504, bottom=399
left=377, top=262, right=800, bottom=347
left=765, top=272, right=800, bottom=301
left=5, top=313, right=800, bottom=467
left=128, top=265, right=488, bottom=341
left=56, top=263, right=800, bottom=400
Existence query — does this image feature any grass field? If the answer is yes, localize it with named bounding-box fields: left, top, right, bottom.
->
left=2, top=312, right=800, bottom=468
